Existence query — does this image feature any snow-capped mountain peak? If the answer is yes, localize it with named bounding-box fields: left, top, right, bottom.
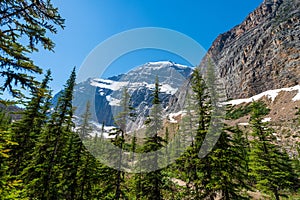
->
left=67, top=61, right=192, bottom=130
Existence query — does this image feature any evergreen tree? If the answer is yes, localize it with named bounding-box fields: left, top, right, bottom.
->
left=61, top=101, right=90, bottom=199
left=175, top=68, right=212, bottom=199
left=231, top=125, right=250, bottom=183
left=176, top=64, right=249, bottom=199
left=0, top=0, right=64, bottom=96
left=248, top=101, right=297, bottom=200
left=139, top=76, right=165, bottom=200
left=0, top=109, right=18, bottom=199
left=22, top=68, right=76, bottom=199
left=109, top=87, right=133, bottom=200
left=60, top=101, right=105, bottom=200
left=131, top=131, right=137, bottom=161
left=10, top=70, right=52, bottom=175
left=208, top=124, right=249, bottom=199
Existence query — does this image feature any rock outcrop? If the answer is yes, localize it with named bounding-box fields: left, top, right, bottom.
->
left=200, top=0, right=299, bottom=99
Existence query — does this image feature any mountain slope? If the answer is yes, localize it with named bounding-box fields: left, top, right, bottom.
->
left=69, top=61, right=192, bottom=130
left=169, top=0, right=299, bottom=113
left=201, top=0, right=299, bottom=99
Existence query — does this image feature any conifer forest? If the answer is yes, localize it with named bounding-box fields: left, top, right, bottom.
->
left=0, top=0, right=299, bottom=199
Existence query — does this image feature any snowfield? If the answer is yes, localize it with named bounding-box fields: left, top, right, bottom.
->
left=226, top=85, right=300, bottom=105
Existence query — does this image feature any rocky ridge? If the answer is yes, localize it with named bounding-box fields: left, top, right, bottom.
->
left=201, top=0, right=300, bottom=99
left=67, top=61, right=192, bottom=131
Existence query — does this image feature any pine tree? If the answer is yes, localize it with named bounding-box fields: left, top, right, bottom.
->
left=0, top=0, right=64, bottom=97
left=139, top=76, right=165, bottom=200
left=109, top=87, right=133, bottom=200
left=10, top=70, right=52, bottom=175
left=0, top=108, right=24, bottom=199
left=22, top=68, right=76, bottom=199
left=248, top=101, right=297, bottom=200
left=207, top=107, right=251, bottom=199
left=60, top=101, right=106, bottom=200
left=208, top=124, right=249, bottom=199
left=176, top=64, right=249, bottom=199
left=60, top=101, right=91, bottom=199
left=131, top=131, right=137, bottom=161
left=231, top=125, right=250, bottom=184
left=175, top=68, right=212, bottom=199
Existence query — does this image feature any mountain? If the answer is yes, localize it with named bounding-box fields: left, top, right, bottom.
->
left=167, top=0, right=300, bottom=155
left=204, top=0, right=299, bottom=99
left=0, top=102, right=23, bottom=121
left=171, top=0, right=299, bottom=111
left=67, top=61, right=192, bottom=131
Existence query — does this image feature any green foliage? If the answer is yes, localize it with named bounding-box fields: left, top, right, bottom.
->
left=21, top=68, right=76, bottom=199
left=10, top=70, right=52, bottom=175
left=226, top=104, right=252, bottom=119
left=0, top=76, right=299, bottom=199
left=0, top=53, right=299, bottom=200
left=0, top=108, right=25, bottom=199
left=248, top=101, right=297, bottom=200
left=175, top=68, right=213, bottom=199
left=137, top=76, right=166, bottom=200
left=0, top=0, right=64, bottom=97
left=208, top=125, right=250, bottom=200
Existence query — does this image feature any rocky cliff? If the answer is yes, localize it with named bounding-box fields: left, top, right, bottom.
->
left=200, top=0, right=299, bottom=99
left=165, top=0, right=300, bottom=156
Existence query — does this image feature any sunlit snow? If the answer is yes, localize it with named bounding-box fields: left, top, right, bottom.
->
left=226, top=85, right=300, bottom=105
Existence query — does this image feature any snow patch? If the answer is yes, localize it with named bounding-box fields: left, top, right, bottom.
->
left=91, top=78, right=177, bottom=95
left=129, top=82, right=177, bottom=95
left=93, top=78, right=114, bottom=84
left=90, top=122, right=116, bottom=138
left=292, top=86, right=300, bottom=101
left=160, top=84, right=178, bottom=95
left=133, top=61, right=190, bottom=71
left=226, top=85, right=300, bottom=105
left=106, top=95, right=121, bottom=106
left=262, top=117, right=271, bottom=122
left=90, top=79, right=128, bottom=91
left=168, top=111, right=186, bottom=123
left=238, top=122, right=249, bottom=126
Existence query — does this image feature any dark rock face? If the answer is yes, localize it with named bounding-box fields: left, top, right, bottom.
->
left=200, top=0, right=299, bottom=99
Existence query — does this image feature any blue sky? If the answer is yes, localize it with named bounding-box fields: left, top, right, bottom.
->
left=30, top=0, right=262, bottom=93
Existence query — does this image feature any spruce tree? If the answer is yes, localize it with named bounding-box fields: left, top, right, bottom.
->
left=139, top=76, right=165, bottom=200
left=175, top=68, right=212, bottom=199
left=207, top=124, right=249, bottom=199
left=10, top=70, right=52, bottom=175
left=0, top=0, right=64, bottom=96
left=131, top=131, right=137, bottom=161
left=22, top=68, right=76, bottom=199
left=60, top=102, right=91, bottom=199
left=61, top=101, right=105, bottom=200
left=109, top=87, right=133, bottom=200
left=248, top=101, right=297, bottom=200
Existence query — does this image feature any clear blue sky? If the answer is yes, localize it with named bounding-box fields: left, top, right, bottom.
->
left=29, top=0, right=262, bottom=94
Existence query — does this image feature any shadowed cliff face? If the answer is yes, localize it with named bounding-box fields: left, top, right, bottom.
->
left=200, top=0, right=299, bottom=99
